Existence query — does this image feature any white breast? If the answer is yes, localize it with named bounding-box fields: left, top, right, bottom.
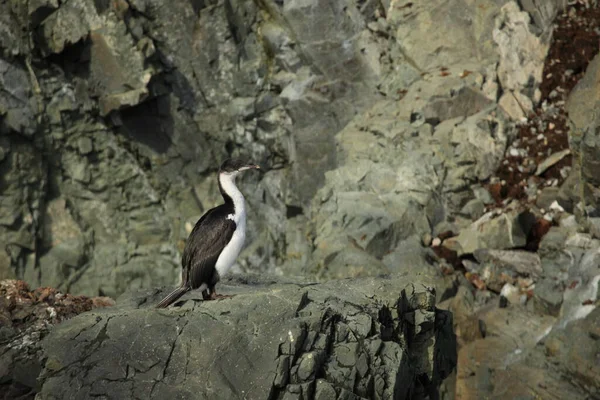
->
left=215, top=213, right=246, bottom=276
left=214, top=172, right=248, bottom=277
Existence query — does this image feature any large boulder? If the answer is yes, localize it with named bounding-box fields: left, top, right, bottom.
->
left=37, top=275, right=456, bottom=399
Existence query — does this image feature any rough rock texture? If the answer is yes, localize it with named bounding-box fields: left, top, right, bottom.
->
left=442, top=209, right=531, bottom=256
left=0, top=0, right=558, bottom=296
left=448, top=299, right=600, bottom=400
left=0, top=0, right=392, bottom=297
left=36, top=276, right=456, bottom=400
left=494, top=1, right=548, bottom=120
left=308, top=79, right=509, bottom=279
left=0, top=280, right=114, bottom=400
left=566, top=52, right=600, bottom=214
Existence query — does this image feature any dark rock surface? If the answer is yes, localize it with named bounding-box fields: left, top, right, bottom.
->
left=36, top=276, right=456, bottom=400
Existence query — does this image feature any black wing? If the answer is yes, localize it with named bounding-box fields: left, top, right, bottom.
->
left=182, top=205, right=236, bottom=289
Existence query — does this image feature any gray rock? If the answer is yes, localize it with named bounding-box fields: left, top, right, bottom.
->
left=38, top=0, right=101, bottom=55
left=37, top=276, right=457, bottom=399
left=536, top=186, right=560, bottom=210
left=283, top=0, right=379, bottom=83
left=588, top=217, right=600, bottom=239
left=543, top=307, right=600, bottom=391
left=2, top=0, right=392, bottom=294
left=473, top=249, right=542, bottom=278
left=310, top=86, right=510, bottom=273
left=77, top=136, right=93, bottom=154
left=538, top=226, right=572, bottom=259
left=45, top=85, right=78, bottom=124
left=535, top=148, right=571, bottom=176
left=518, top=0, right=562, bottom=34
left=423, top=87, right=494, bottom=123
left=443, top=210, right=530, bottom=256
left=558, top=245, right=600, bottom=327
left=0, top=140, right=46, bottom=283
left=533, top=222, right=600, bottom=325
left=388, top=0, right=501, bottom=69
left=499, top=282, right=525, bottom=305
left=28, top=0, right=59, bottom=26
left=318, top=244, right=391, bottom=281
left=459, top=198, right=486, bottom=220
left=533, top=278, right=564, bottom=317
left=0, top=59, right=37, bottom=135
left=433, top=221, right=459, bottom=238
left=493, top=2, right=548, bottom=106
left=556, top=169, right=580, bottom=213
left=39, top=240, right=86, bottom=289
left=498, top=90, right=533, bottom=120
left=566, top=52, right=600, bottom=213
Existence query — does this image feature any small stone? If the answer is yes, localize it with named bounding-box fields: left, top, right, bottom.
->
left=422, top=233, right=433, bottom=246
left=535, top=149, right=571, bottom=176
left=500, top=283, right=521, bottom=305
left=77, top=137, right=93, bottom=155
left=548, top=201, right=565, bottom=213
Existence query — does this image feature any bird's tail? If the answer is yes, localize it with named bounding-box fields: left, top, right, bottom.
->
left=156, top=286, right=189, bottom=308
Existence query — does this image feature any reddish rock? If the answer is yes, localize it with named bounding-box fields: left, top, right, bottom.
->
left=0, top=280, right=114, bottom=400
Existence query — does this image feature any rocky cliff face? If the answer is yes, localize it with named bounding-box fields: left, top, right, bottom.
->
left=0, top=0, right=391, bottom=297
left=0, top=0, right=569, bottom=297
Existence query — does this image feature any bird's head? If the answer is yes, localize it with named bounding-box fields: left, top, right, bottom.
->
left=219, top=159, right=260, bottom=177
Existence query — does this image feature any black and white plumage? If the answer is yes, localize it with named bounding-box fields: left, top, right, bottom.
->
left=156, top=159, right=260, bottom=308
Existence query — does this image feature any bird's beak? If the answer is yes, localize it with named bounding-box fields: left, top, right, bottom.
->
left=240, top=164, right=260, bottom=171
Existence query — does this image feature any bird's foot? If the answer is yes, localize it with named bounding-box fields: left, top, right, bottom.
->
left=209, top=292, right=235, bottom=300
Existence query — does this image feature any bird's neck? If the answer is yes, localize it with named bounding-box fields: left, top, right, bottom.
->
left=218, top=172, right=246, bottom=218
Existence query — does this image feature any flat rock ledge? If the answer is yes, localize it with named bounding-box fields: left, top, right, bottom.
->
left=37, top=276, right=456, bottom=400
